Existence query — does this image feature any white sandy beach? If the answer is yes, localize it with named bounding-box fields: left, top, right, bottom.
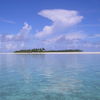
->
left=0, top=52, right=100, bottom=54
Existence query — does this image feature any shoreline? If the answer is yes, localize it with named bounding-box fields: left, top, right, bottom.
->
left=0, top=52, right=100, bottom=54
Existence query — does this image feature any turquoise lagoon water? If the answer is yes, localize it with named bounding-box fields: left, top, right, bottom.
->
left=0, top=54, right=100, bottom=100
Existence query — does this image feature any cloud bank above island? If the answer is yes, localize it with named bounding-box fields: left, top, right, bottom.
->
left=0, top=9, right=100, bottom=52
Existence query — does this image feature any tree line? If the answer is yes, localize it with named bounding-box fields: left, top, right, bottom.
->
left=14, top=48, right=82, bottom=53
left=15, top=48, right=45, bottom=53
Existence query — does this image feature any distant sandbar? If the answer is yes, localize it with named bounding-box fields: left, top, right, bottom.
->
left=0, top=52, right=100, bottom=54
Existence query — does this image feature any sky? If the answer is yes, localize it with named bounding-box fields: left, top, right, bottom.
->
left=0, top=0, right=100, bottom=52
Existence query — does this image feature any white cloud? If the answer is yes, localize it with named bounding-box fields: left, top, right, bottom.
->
left=5, top=43, right=17, bottom=50
left=0, top=22, right=32, bottom=50
left=35, top=9, right=83, bottom=38
left=65, top=32, right=87, bottom=40
left=43, top=32, right=96, bottom=50
left=15, top=22, right=32, bottom=40
left=43, top=35, right=64, bottom=44
left=44, top=32, right=87, bottom=44
left=19, top=22, right=32, bottom=34
left=43, top=31, right=100, bottom=50
left=2, top=22, right=32, bottom=41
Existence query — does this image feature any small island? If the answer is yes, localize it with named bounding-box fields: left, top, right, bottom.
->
left=14, top=48, right=83, bottom=53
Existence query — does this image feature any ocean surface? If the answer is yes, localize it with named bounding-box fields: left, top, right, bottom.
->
left=0, top=54, right=100, bottom=100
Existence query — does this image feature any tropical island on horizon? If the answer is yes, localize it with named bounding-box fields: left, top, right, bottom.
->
left=14, top=48, right=83, bottom=53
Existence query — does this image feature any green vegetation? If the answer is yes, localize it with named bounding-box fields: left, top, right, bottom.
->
left=15, top=48, right=45, bottom=53
left=45, top=49, right=83, bottom=52
left=14, top=48, right=82, bottom=53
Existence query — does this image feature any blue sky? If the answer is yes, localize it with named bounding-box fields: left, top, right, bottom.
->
left=0, top=0, right=100, bottom=52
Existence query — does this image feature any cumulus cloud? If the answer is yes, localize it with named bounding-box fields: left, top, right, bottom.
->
left=65, top=32, right=87, bottom=40
left=44, top=32, right=87, bottom=44
left=43, top=35, right=64, bottom=44
left=35, top=9, right=83, bottom=38
left=15, top=22, right=32, bottom=40
left=0, top=22, right=32, bottom=41
left=5, top=43, right=17, bottom=50
left=34, top=9, right=100, bottom=51
left=0, top=9, right=100, bottom=52
left=0, top=22, right=32, bottom=51
left=43, top=31, right=100, bottom=50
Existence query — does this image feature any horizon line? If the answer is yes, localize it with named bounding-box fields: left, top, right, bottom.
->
left=0, top=52, right=100, bottom=54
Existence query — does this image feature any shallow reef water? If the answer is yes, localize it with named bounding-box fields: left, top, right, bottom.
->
left=0, top=54, right=100, bottom=100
